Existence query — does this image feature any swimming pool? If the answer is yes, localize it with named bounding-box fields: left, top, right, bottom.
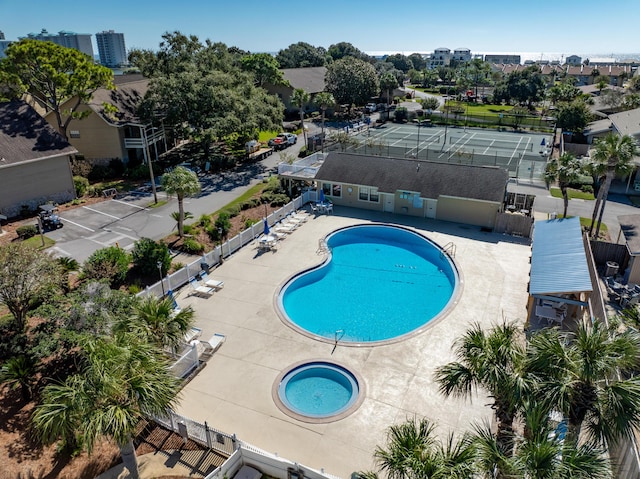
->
left=278, top=224, right=459, bottom=344
left=274, top=361, right=361, bottom=422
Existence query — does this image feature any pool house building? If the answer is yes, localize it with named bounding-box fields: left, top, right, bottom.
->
left=278, top=152, right=509, bottom=229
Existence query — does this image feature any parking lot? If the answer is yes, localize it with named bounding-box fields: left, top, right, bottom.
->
left=46, top=192, right=161, bottom=261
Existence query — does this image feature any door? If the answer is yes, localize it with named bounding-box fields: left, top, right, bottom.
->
left=425, top=199, right=437, bottom=219
left=384, top=194, right=394, bottom=213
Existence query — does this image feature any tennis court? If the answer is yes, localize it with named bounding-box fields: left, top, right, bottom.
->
left=326, top=123, right=551, bottom=181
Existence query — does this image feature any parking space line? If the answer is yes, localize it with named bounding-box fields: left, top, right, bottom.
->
left=82, top=205, right=121, bottom=220
left=60, top=217, right=95, bottom=232
left=112, top=198, right=148, bottom=210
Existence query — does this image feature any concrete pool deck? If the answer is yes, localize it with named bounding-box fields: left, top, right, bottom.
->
left=173, top=207, right=532, bottom=478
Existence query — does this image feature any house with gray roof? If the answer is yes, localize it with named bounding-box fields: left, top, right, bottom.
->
left=0, top=99, right=77, bottom=217
left=279, top=152, right=509, bottom=229
left=264, top=67, right=327, bottom=114
left=43, top=75, right=166, bottom=165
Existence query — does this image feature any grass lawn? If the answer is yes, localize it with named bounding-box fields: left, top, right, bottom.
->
left=148, top=200, right=168, bottom=208
left=557, top=214, right=608, bottom=233
left=550, top=187, right=595, bottom=201
left=258, top=130, right=280, bottom=143
left=209, top=176, right=278, bottom=218
left=23, top=235, right=55, bottom=249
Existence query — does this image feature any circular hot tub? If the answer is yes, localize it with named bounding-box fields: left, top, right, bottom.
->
left=273, top=360, right=363, bottom=423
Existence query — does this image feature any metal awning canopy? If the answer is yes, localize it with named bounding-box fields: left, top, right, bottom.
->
left=530, top=217, right=593, bottom=296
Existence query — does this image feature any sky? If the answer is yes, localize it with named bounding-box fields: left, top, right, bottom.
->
left=1, top=0, right=639, bottom=60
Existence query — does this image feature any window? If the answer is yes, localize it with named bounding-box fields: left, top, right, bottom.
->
left=322, top=183, right=342, bottom=198
left=70, top=130, right=80, bottom=138
left=359, top=187, right=379, bottom=203
left=399, top=192, right=412, bottom=200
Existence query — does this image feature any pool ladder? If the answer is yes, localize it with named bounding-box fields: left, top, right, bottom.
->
left=317, top=239, right=330, bottom=255
left=442, top=242, right=456, bottom=258
left=332, top=329, right=345, bottom=354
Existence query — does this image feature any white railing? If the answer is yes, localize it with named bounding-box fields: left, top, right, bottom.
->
left=140, top=194, right=310, bottom=299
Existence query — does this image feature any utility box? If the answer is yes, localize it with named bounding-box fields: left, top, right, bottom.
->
left=606, top=261, right=619, bottom=277
left=178, top=421, right=189, bottom=443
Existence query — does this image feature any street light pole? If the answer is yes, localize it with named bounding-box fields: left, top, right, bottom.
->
left=416, top=120, right=421, bottom=159
left=157, top=261, right=165, bottom=296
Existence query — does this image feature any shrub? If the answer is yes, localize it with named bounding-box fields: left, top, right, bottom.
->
left=222, top=205, right=241, bottom=218
left=20, top=205, right=32, bottom=218
left=182, top=238, right=204, bottom=254
left=199, top=214, right=212, bottom=228
left=88, top=164, right=114, bottom=182
left=394, top=107, right=409, bottom=123
left=125, top=164, right=149, bottom=180
left=73, top=176, right=90, bottom=197
left=16, top=225, right=37, bottom=239
left=83, top=246, right=130, bottom=286
left=580, top=185, right=594, bottom=194
left=131, top=238, right=171, bottom=276
left=182, top=224, right=195, bottom=236
left=70, top=157, right=92, bottom=177
left=108, top=158, right=125, bottom=177
left=57, top=256, right=80, bottom=272
left=244, top=218, right=259, bottom=229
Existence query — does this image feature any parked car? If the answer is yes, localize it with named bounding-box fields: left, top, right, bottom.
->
left=365, top=103, right=377, bottom=113
left=268, top=133, right=296, bottom=150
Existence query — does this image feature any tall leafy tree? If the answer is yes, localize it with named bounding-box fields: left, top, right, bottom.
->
left=135, top=33, right=282, bottom=152
left=327, top=42, right=371, bottom=62
left=161, top=166, right=201, bottom=238
left=0, top=39, right=114, bottom=141
left=241, top=52, right=285, bottom=87
left=588, top=133, right=638, bottom=238
left=407, top=53, right=426, bottom=71
left=555, top=99, right=592, bottom=133
left=313, top=92, right=336, bottom=151
left=385, top=54, right=413, bottom=73
left=326, top=57, right=379, bottom=106
left=0, top=243, right=62, bottom=331
left=275, top=42, right=327, bottom=68
left=435, top=322, right=529, bottom=452
left=527, top=320, right=640, bottom=447
left=544, top=152, right=584, bottom=218
left=291, top=88, right=310, bottom=146
left=32, top=333, right=180, bottom=479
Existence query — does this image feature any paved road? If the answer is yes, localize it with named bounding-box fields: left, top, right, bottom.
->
left=508, top=179, right=637, bottom=243
left=47, top=136, right=309, bottom=262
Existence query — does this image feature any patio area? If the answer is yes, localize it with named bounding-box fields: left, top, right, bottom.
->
left=171, top=207, right=532, bottom=478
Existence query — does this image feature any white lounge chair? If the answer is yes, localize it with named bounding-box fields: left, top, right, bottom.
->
left=201, top=333, right=226, bottom=356
left=189, top=277, right=214, bottom=297
left=274, top=224, right=296, bottom=234
left=199, top=271, right=225, bottom=290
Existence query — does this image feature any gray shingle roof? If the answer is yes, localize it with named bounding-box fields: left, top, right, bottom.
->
left=281, top=67, right=327, bottom=93
left=0, top=99, right=77, bottom=166
left=608, top=108, right=640, bottom=138
left=315, top=152, right=508, bottom=202
left=88, top=79, right=149, bottom=125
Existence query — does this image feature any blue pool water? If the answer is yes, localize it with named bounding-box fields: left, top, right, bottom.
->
left=279, top=224, right=458, bottom=343
left=278, top=362, right=359, bottom=418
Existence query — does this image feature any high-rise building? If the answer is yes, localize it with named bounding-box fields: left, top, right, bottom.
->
left=96, top=30, right=127, bottom=67
left=0, top=31, right=12, bottom=59
left=21, top=29, right=94, bottom=58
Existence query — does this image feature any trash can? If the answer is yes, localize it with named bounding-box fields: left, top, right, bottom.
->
left=605, top=261, right=619, bottom=277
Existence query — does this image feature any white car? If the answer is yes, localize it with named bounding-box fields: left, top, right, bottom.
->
left=365, top=103, right=377, bottom=113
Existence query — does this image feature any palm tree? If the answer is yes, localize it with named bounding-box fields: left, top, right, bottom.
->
left=473, top=404, right=611, bottom=479
left=527, top=320, right=640, bottom=447
left=114, top=296, right=195, bottom=352
left=161, top=166, right=201, bottom=238
left=588, top=133, right=638, bottom=238
left=0, top=355, right=37, bottom=401
left=32, top=333, right=180, bottom=479
left=434, top=322, right=529, bottom=452
left=291, top=88, right=310, bottom=147
left=379, top=72, right=398, bottom=106
left=363, top=417, right=476, bottom=479
left=313, top=92, right=336, bottom=153
left=543, top=152, right=584, bottom=218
